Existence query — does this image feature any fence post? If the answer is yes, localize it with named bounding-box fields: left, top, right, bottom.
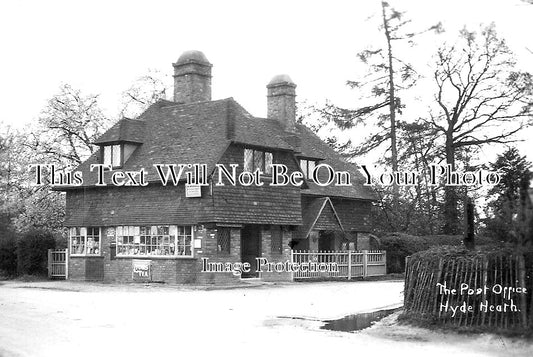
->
left=47, top=249, right=52, bottom=278
left=383, top=251, right=387, bottom=275
left=290, top=250, right=294, bottom=281
left=363, top=250, right=368, bottom=278
left=517, top=254, right=527, bottom=328
left=348, top=250, right=352, bottom=280
left=64, top=248, right=69, bottom=280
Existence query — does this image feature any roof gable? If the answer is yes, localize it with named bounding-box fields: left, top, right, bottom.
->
left=297, top=197, right=344, bottom=239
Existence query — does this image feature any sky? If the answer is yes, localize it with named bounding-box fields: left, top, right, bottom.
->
left=1, top=0, right=532, bottom=164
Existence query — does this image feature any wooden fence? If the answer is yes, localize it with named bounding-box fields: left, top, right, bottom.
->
left=47, top=249, right=68, bottom=279
left=291, top=250, right=386, bottom=280
left=404, top=252, right=532, bottom=330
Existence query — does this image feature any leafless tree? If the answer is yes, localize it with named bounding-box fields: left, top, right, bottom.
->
left=423, top=24, right=533, bottom=233
left=119, top=69, right=170, bottom=119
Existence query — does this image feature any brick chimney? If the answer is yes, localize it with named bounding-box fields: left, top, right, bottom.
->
left=173, top=50, right=212, bottom=103
left=267, top=74, right=296, bottom=132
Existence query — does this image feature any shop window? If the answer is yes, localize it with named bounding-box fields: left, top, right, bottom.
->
left=271, top=227, right=282, bottom=254
left=217, top=228, right=231, bottom=254
left=115, top=225, right=193, bottom=257
left=70, top=227, right=101, bottom=256
left=244, top=148, right=273, bottom=174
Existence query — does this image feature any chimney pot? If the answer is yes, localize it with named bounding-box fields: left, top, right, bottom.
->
left=173, top=50, right=212, bottom=103
left=267, top=74, right=297, bottom=133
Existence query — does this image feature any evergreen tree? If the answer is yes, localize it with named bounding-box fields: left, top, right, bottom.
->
left=484, top=147, right=532, bottom=243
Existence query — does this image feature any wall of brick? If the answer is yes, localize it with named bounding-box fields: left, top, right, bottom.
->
left=68, top=256, right=104, bottom=281
left=267, top=80, right=296, bottom=132
left=258, top=226, right=293, bottom=282
left=68, top=257, right=86, bottom=281
left=173, top=59, right=212, bottom=103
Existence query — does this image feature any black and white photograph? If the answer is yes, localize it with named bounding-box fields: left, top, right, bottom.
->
left=1, top=0, right=533, bottom=356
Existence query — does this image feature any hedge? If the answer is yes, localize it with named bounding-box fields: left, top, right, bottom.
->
left=376, top=233, right=496, bottom=273
left=16, top=230, right=56, bottom=276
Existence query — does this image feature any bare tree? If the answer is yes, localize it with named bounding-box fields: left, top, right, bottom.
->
left=423, top=24, right=533, bottom=233
left=119, top=69, right=170, bottom=119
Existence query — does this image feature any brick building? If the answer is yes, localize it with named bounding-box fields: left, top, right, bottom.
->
left=60, top=50, right=376, bottom=283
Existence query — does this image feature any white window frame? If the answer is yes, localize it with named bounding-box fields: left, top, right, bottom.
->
left=299, top=159, right=318, bottom=180
left=115, top=225, right=194, bottom=258
left=102, top=144, right=122, bottom=168
left=69, top=227, right=102, bottom=256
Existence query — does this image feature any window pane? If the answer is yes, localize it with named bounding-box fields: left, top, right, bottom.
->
left=116, top=225, right=191, bottom=257
left=253, top=150, right=263, bottom=171
left=244, top=149, right=253, bottom=172
left=104, top=146, right=111, bottom=166
left=217, top=228, right=231, bottom=254
left=300, top=160, right=307, bottom=178
left=308, top=161, right=316, bottom=180
left=265, top=152, right=273, bottom=174
left=112, top=145, right=121, bottom=167
left=70, top=228, right=85, bottom=255
left=170, top=225, right=177, bottom=235
left=86, top=227, right=100, bottom=255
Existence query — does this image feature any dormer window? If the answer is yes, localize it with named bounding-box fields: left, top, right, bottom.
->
left=244, top=148, right=273, bottom=174
left=300, top=159, right=318, bottom=180
left=103, top=144, right=122, bottom=168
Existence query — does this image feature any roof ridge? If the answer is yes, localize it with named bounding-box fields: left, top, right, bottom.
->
left=160, top=97, right=233, bottom=110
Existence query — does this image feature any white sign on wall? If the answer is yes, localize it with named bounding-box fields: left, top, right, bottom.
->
left=132, top=260, right=151, bottom=282
left=185, top=184, right=202, bottom=198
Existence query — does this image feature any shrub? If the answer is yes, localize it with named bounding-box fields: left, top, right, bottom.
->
left=16, top=229, right=56, bottom=276
left=377, top=233, right=497, bottom=273
left=0, top=234, right=17, bottom=277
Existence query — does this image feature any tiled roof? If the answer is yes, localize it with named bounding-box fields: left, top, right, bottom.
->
left=232, top=109, right=292, bottom=151
left=93, top=118, right=146, bottom=144
left=295, top=124, right=376, bottom=200
left=295, top=197, right=344, bottom=239
left=65, top=97, right=376, bottom=201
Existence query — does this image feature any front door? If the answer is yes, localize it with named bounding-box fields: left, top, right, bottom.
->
left=241, top=225, right=261, bottom=278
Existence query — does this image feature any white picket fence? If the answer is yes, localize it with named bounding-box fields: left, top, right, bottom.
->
left=290, top=250, right=386, bottom=280
left=48, top=249, right=68, bottom=279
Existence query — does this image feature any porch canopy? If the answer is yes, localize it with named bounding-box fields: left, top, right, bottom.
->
left=295, top=197, right=345, bottom=240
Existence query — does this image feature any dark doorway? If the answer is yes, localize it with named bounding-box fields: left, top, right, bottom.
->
left=241, top=225, right=261, bottom=278
left=318, top=231, right=335, bottom=251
